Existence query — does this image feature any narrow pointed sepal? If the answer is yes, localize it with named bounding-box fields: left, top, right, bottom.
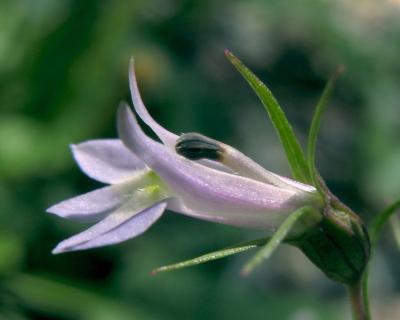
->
left=307, top=66, right=344, bottom=193
left=241, top=206, right=312, bottom=276
left=225, top=50, right=310, bottom=184
left=152, top=237, right=270, bottom=275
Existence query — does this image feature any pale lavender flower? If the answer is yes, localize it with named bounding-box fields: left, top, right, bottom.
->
left=48, top=60, right=323, bottom=254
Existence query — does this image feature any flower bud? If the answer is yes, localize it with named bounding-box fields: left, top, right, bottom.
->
left=291, top=205, right=370, bottom=285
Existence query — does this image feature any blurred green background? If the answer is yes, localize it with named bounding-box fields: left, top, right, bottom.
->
left=1, top=0, right=400, bottom=319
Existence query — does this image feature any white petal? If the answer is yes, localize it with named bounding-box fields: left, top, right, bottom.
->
left=271, top=174, right=317, bottom=193
left=52, top=200, right=167, bottom=253
left=72, top=139, right=146, bottom=184
left=196, top=158, right=235, bottom=174
left=222, top=144, right=316, bottom=192
left=47, top=171, right=151, bottom=222
left=129, top=62, right=311, bottom=184
left=118, top=106, right=322, bottom=230
left=128, top=64, right=234, bottom=174
left=129, top=58, right=177, bottom=148
left=175, top=133, right=316, bottom=191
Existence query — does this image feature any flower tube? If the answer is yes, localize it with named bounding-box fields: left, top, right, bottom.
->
left=47, top=61, right=323, bottom=254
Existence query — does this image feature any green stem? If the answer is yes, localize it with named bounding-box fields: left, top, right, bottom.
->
left=348, top=280, right=370, bottom=320
left=361, top=272, right=372, bottom=320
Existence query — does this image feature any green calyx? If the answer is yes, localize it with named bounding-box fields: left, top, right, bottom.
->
left=290, top=205, right=370, bottom=285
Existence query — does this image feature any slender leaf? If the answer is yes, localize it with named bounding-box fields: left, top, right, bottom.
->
left=225, top=50, right=310, bottom=183
left=307, top=66, right=344, bottom=193
left=362, top=199, right=400, bottom=316
left=4, top=274, right=149, bottom=319
left=151, top=237, right=270, bottom=274
left=241, top=206, right=310, bottom=276
left=368, top=199, right=400, bottom=246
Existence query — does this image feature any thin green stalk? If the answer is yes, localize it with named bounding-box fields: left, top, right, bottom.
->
left=348, top=280, right=370, bottom=320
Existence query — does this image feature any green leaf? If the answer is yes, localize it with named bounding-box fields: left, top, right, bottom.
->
left=368, top=199, right=400, bottom=247
left=241, top=206, right=310, bottom=276
left=307, top=66, right=344, bottom=193
left=362, top=199, right=400, bottom=317
left=151, top=237, right=270, bottom=275
left=225, top=50, right=310, bottom=183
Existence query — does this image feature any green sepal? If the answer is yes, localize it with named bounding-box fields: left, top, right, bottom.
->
left=241, top=206, right=312, bottom=276
left=225, top=50, right=310, bottom=183
left=307, top=66, right=344, bottom=193
left=151, top=237, right=270, bottom=275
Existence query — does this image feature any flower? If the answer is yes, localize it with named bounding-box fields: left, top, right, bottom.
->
left=47, top=59, right=323, bottom=254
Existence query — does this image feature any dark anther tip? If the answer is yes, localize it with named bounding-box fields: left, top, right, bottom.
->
left=175, top=133, right=223, bottom=161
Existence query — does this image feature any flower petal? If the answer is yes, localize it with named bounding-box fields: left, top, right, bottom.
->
left=221, top=143, right=316, bottom=192
left=128, top=64, right=234, bottom=174
left=47, top=171, right=151, bottom=222
left=118, top=105, right=322, bottom=230
left=175, top=132, right=315, bottom=191
left=271, top=174, right=316, bottom=193
left=71, top=139, right=146, bottom=184
left=129, top=58, right=178, bottom=148
left=52, top=200, right=167, bottom=253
